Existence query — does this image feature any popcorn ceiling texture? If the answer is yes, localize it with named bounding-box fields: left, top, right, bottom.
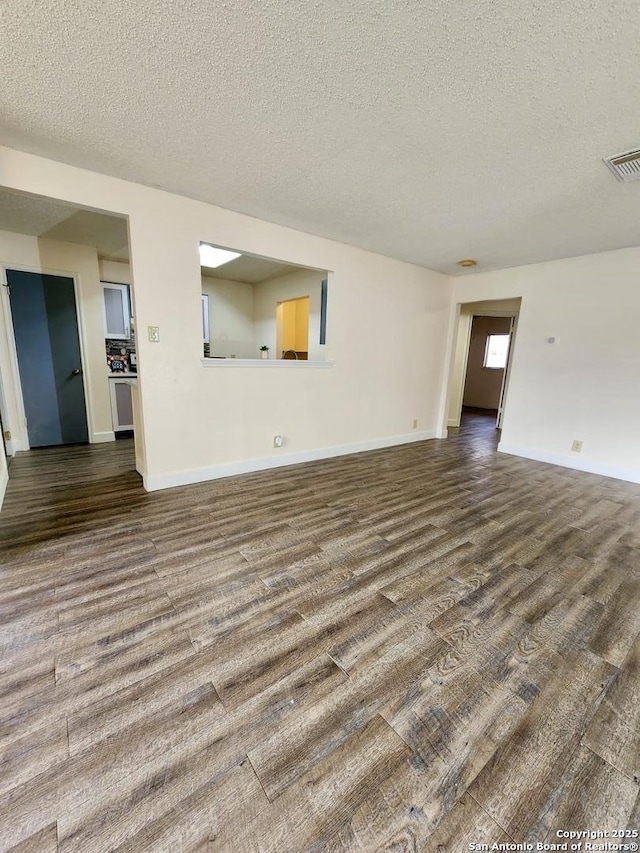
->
left=2, top=0, right=640, bottom=273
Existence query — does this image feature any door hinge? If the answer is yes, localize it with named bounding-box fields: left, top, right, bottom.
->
left=3, top=430, right=10, bottom=441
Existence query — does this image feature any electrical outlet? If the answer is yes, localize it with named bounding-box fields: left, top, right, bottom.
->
left=571, top=440, right=583, bottom=453
left=273, top=435, right=284, bottom=448
left=147, top=325, right=160, bottom=343
left=412, top=418, right=418, bottom=429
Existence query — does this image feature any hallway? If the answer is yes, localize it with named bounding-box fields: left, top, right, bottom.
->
left=0, top=429, right=638, bottom=851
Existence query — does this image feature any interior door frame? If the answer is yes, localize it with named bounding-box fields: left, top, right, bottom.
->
left=0, top=263, right=91, bottom=452
left=446, top=306, right=520, bottom=431
left=496, top=315, right=517, bottom=429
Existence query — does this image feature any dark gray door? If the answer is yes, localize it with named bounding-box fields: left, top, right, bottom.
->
left=7, top=270, right=88, bottom=447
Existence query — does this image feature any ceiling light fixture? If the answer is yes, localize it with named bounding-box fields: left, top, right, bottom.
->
left=199, top=243, right=241, bottom=268
left=458, top=258, right=477, bottom=268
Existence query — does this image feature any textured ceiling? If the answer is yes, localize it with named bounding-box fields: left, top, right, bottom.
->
left=202, top=256, right=304, bottom=284
left=0, top=190, right=129, bottom=259
left=0, top=189, right=300, bottom=278
left=0, top=192, right=79, bottom=238
left=2, top=1, right=640, bottom=274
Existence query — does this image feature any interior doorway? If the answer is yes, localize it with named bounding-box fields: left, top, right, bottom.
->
left=447, top=298, right=521, bottom=431
left=0, top=187, right=141, bottom=510
left=462, top=315, right=512, bottom=424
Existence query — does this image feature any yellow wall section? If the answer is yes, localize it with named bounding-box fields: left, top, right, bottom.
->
left=294, top=297, right=309, bottom=352
left=281, top=300, right=296, bottom=351
left=280, top=296, right=309, bottom=353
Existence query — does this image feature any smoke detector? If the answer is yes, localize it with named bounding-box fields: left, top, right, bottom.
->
left=604, top=149, right=640, bottom=182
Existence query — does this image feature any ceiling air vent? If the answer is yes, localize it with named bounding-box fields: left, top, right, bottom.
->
left=604, top=149, right=640, bottom=182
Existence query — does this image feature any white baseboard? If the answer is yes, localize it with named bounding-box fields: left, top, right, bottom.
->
left=446, top=419, right=460, bottom=428
left=0, top=463, right=8, bottom=509
left=91, top=431, right=115, bottom=444
left=144, top=430, right=437, bottom=492
left=498, top=442, right=640, bottom=485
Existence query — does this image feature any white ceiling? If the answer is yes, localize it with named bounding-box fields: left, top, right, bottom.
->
left=2, top=1, right=640, bottom=274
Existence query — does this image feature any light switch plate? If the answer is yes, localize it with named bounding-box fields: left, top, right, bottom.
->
left=147, top=326, right=160, bottom=343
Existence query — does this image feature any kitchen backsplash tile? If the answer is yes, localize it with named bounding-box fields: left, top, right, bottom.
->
left=106, top=328, right=136, bottom=358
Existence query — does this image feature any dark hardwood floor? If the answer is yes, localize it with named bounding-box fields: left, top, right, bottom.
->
left=0, top=412, right=638, bottom=851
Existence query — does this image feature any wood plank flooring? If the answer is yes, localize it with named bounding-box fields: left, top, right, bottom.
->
left=0, top=413, right=638, bottom=852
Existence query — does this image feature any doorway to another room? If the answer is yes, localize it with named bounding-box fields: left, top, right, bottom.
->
left=447, top=298, right=521, bottom=442
left=462, top=314, right=513, bottom=426
left=0, top=187, right=141, bottom=503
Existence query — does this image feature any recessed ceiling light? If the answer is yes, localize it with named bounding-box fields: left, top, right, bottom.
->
left=199, top=243, right=241, bottom=268
left=458, top=259, right=477, bottom=268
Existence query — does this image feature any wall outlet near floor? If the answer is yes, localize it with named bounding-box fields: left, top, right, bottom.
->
left=273, top=435, right=284, bottom=448
left=147, top=325, right=160, bottom=343
left=412, top=418, right=418, bottom=429
left=571, top=440, right=583, bottom=453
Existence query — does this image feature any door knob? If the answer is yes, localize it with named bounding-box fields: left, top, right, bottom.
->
left=72, top=368, right=82, bottom=375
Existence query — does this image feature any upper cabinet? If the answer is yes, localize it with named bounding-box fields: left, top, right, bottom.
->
left=102, top=282, right=130, bottom=340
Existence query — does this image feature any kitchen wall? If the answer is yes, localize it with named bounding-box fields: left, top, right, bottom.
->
left=462, top=315, right=512, bottom=409
left=452, top=248, right=640, bottom=483
left=99, top=259, right=131, bottom=284
left=201, top=275, right=254, bottom=358
left=0, top=229, right=113, bottom=450
left=98, top=260, right=137, bottom=363
left=0, top=146, right=452, bottom=494
left=253, top=268, right=325, bottom=360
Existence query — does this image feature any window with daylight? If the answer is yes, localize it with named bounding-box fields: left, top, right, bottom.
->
left=483, top=334, right=510, bottom=369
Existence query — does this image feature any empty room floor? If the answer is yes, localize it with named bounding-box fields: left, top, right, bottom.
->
left=1, top=414, right=638, bottom=852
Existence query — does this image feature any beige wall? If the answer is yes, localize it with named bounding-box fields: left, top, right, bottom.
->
left=452, top=249, right=640, bottom=482
left=0, top=229, right=113, bottom=450
left=201, top=275, right=254, bottom=358
left=0, top=147, right=452, bottom=493
left=462, top=315, right=512, bottom=409
left=99, top=259, right=131, bottom=284
left=253, top=268, right=325, bottom=360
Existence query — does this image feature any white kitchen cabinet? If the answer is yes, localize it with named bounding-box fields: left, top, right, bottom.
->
left=109, top=377, right=134, bottom=431
left=102, top=282, right=131, bottom=340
